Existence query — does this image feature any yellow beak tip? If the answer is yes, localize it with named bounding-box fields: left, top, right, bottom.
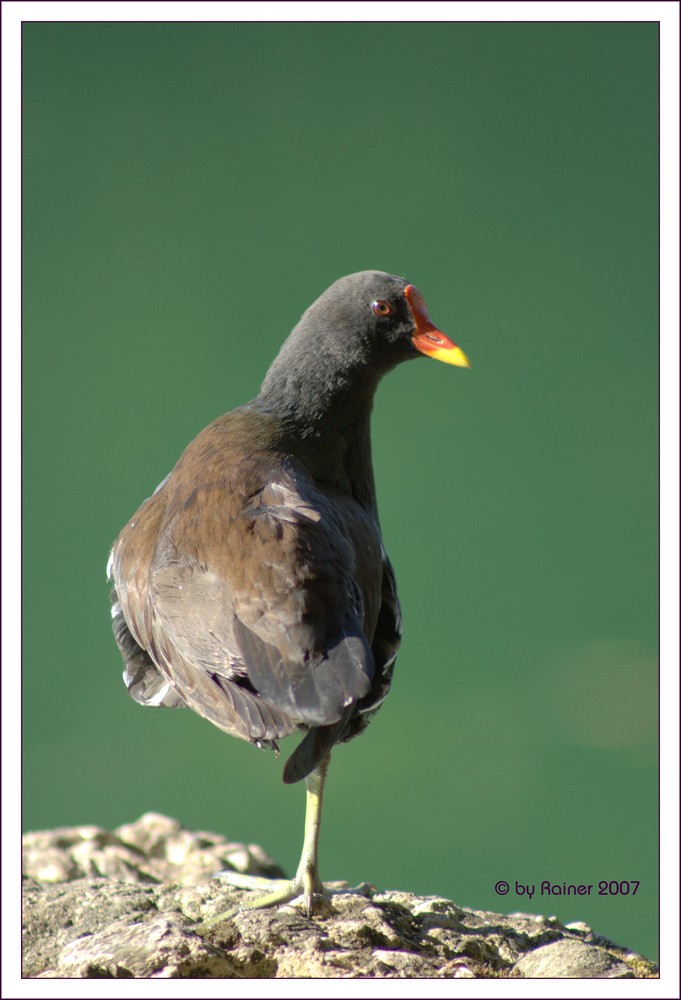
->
left=432, top=345, right=471, bottom=369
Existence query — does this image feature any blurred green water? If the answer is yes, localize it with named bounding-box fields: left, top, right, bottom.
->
left=22, top=21, right=658, bottom=960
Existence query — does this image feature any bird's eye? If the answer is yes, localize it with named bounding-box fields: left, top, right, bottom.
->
left=372, top=300, right=392, bottom=316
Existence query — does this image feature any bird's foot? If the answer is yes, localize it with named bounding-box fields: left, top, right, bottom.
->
left=196, top=872, right=375, bottom=932
left=197, top=869, right=321, bottom=931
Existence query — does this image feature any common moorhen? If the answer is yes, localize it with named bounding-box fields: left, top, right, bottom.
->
left=107, top=270, right=470, bottom=922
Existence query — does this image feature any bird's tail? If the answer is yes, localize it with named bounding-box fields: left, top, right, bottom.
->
left=282, top=710, right=352, bottom=784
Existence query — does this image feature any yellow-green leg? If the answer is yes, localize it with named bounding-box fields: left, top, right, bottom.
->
left=199, top=754, right=330, bottom=929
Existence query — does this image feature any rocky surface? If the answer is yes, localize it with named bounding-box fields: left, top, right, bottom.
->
left=21, top=813, right=658, bottom=979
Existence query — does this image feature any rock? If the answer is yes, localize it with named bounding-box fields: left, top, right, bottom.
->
left=21, top=814, right=658, bottom=979
left=22, top=812, right=285, bottom=888
left=512, top=938, right=634, bottom=978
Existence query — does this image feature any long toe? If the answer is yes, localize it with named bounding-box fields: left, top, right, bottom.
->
left=197, top=876, right=310, bottom=931
left=214, top=871, right=291, bottom=892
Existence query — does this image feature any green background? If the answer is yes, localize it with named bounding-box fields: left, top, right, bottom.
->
left=22, top=22, right=659, bottom=960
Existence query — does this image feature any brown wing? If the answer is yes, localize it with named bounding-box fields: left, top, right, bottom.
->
left=108, top=411, right=384, bottom=753
left=109, top=483, right=298, bottom=744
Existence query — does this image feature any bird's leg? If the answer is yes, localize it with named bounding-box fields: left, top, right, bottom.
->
left=293, top=751, right=328, bottom=915
left=199, top=754, right=330, bottom=929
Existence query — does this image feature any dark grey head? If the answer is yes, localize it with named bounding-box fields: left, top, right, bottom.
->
left=289, top=271, right=421, bottom=368
left=258, top=270, right=469, bottom=426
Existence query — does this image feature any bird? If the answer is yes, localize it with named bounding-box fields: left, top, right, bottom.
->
left=107, top=270, right=470, bottom=923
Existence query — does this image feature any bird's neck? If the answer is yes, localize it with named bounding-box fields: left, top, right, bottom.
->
left=255, top=366, right=381, bottom=510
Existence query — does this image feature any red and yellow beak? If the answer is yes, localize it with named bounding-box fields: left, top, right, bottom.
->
left=405, top=284, right=471, bottom=369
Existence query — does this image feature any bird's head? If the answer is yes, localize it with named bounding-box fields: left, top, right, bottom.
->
left=296, top=270, right=470, bottom=372
left=259, top=271, right=470, bottom=426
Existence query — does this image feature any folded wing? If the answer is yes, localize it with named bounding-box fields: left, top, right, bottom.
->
left=109, top=454, right=382, bottom=770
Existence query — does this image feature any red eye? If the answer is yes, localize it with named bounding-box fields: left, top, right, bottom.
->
left=372, top=300, right=391, bottom=316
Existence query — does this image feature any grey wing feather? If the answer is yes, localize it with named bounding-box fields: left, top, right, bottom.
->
left=233, top=614, right=374, bottom=726
left=112, top=606, right=185, bottom=708
left=361, top=552, right=402, bottom=715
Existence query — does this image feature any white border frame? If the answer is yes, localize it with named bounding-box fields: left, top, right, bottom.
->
left=3, top=4, right=678, bottom=997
